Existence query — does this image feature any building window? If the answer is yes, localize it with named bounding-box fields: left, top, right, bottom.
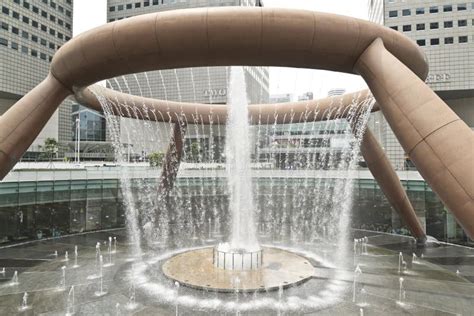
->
left=23, top=1, right=30, bottom=9
left=58, top=32, right=63, bottom=39
left=58, top=19, right=63, bottom=26
left=135, top=3, right=141, bottom=8
left=32, top=20, right=38, bottom=28
left=459, top=36, right=468, bottom=43
left=41, top=10, right=47, bottom=18
left=153, top=0, right=159, bottom=4
left=31, top=49, right=38, bottom=57
left=429, top=6, right=438, bottom=13
left=22, top=16, right=29, bottom=24
left=21, top=31, right=28, bottom=39
left=1, top=22, right=8, bottom=30
left=126, top=4, right=132, bottom=9
left=49, top=42, right=55, bottom=49
left=416, top=23, right=425, bottom=30
left=389, top=26, right=398, bottom=31
left=109, top=18, right=115, bottom=22
left=12, top=27, right=19, bottom=34
left=403, top=25, right=411, bottom=32
left=458, top=20, right=467, bottom=27
left=40, top=38, right=47, bottom=46
left=12, top=11, right=19, bottom=19
left=13, top=0, right=20, bottom=4
left=40, top=52, right=47, bottom=60
left=431, top=38, right=440, bottom=45
left=430, top=22, right=439, bottom=29
left=416, top=39, right=426, bottom=46
left=457, top=3, right=467, bottom=10
left=444, top=21, right=453, bottom=28
left=416, top=8, right=424, bottom=14
left=402, top=9, right=411, bottom=16
left=50, top=15, right=56, bottom=22
left=65, top=23, right=71, bottom=30
left=11, top=41, right=18, bottom=50
left=66, top=10, right=71, bottom=17
left=144, top=1, right=150, bottom=6
left=41, top=24, right=47, bottom=32
left=49, top=28, right=56, bottom=36
left=0, top=37, right=7, bottom=46
left=118, top=5, right=124, bottom=11
left=32, top=6, right=39, bottom=13
left=42, top=0, right=48, bottom=4
left=444, top=37, right=454, bottom=44
left=65, top=36, right=70, bottom=41
left=389, top=10, right=398, bottom=17
left=58, top=5, right=63, bottom=13
left=1, top=6, right=9, bottom=15
left=443, top=5, right=453, bottom=12
left=21, top=45, right=28, bottom=54
left=31, top=35, right=38, bottom=42
left=109, top=6, right=115, bottom=11
left=50, top=1, right=56, bottom=9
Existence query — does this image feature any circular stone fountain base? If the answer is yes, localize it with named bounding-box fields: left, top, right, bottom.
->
left=162, top=246, right=314, bottom=292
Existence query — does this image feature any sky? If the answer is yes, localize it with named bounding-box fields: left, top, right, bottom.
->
left=73, top=0, right=369, bottom=99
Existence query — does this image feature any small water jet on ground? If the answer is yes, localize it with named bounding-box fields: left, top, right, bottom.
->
left=11, top=270, right=18, bottom=285
left=18, top=292, right=29, bottom=311
left=73, top=245, right=79, bottom=268
left=94, top=255, right=107, bottom=297
left=66, top=286, right=75, bottom=316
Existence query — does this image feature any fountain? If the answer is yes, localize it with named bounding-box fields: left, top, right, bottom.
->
left=0, top=5, right=473, bottom=316
left=352, top=264, right=362, bottom=303
left=126, top=282, right=137, bottom=310
left=95, top=255, right=107, bottom=297
left=11, top=270, right=18, bottom=285
left=66, top=286, right=75, bottom=316
left=397, top=277, right=406, bottom=306
left=18, top=292, right=29, bottom=311
left=73, top=245, right=79, bottom=268
left=160, top=68, right=315, bottom=292
left=60, top=266, right=66, bottom=290
left=64, top=251, right=69, bottom=262
left=0, top=267, right=4, bottom=275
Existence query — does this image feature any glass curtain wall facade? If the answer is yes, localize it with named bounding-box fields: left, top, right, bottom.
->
left=0, top=171, right=468, bottom=245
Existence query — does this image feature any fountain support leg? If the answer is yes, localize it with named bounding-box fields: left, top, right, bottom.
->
left=355, top=38, right=474, bottom=239
left=159, top=120, right=187, bottom=194
left=357, top=127, right=426, bottom=243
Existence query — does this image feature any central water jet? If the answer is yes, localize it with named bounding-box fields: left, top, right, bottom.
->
left=215, top=66, right=261, bottom=270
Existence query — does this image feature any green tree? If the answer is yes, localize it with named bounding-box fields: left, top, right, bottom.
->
left=148, top=152, right=165, bottom=167
left=190, top=142, right=200, bottom=162
left=39, top=138, right=58, bottom=161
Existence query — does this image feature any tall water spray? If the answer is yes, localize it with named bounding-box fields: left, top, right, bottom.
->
left=225, top=66, right=258, bottom=251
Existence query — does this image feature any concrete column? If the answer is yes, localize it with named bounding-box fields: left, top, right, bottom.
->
left=355, top=38, right=474, bottom=239
left=360, top=127, right=426, bottom=242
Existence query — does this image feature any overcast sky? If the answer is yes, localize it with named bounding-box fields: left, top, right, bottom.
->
left=73, top=0, right=369, bottom=99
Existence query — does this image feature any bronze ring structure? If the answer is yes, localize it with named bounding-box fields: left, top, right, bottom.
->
left=0, top=7, right=472, bottom=239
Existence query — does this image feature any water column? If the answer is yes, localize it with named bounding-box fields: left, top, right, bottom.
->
left=225, top=66, right=259, bottom=251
